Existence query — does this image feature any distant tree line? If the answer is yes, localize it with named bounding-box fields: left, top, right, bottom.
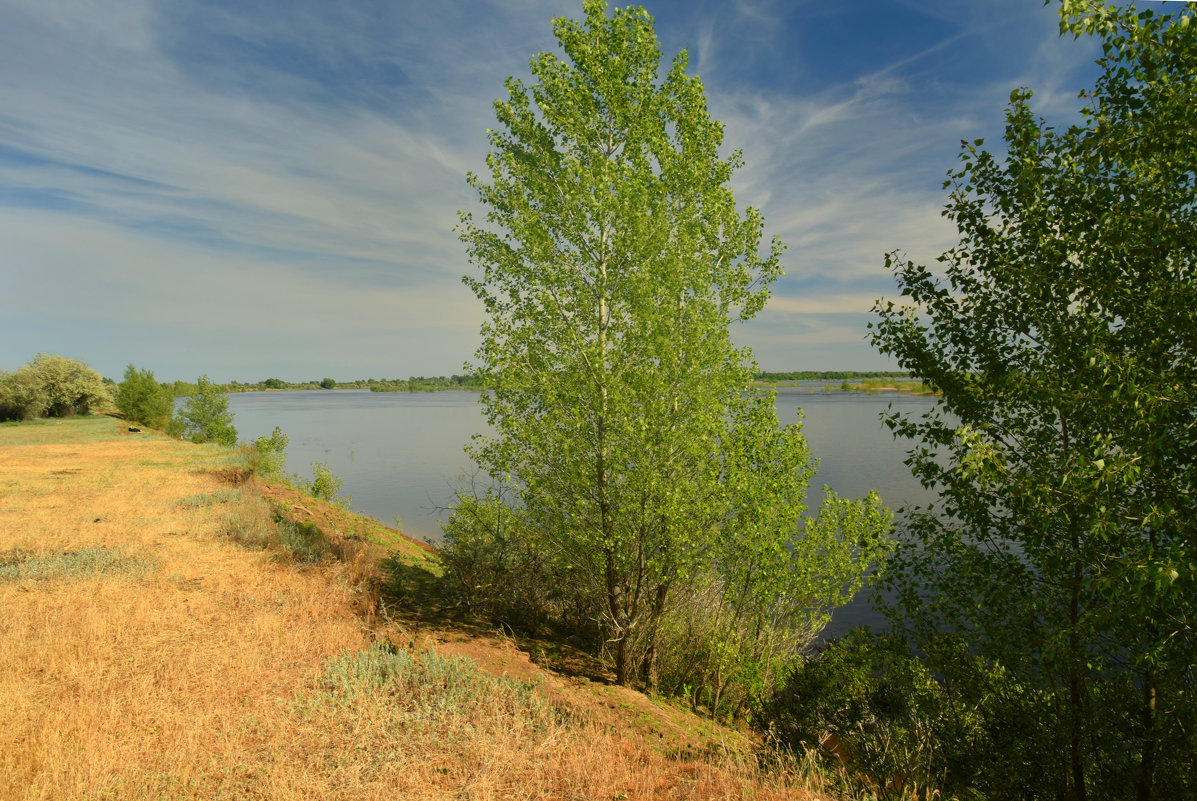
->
left=754, top=370, right=913, bottom=382
left=369, top=375, right=482, bottom=392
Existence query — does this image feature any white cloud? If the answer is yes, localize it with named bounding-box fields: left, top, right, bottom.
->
left=0, top=0, right=1116, bottom=377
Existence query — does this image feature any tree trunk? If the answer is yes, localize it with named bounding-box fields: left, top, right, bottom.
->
left=1136, top=669, right=1156, bottom=801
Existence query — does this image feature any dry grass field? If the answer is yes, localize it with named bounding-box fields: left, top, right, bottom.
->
left=0, top=415, right=828, bottom=801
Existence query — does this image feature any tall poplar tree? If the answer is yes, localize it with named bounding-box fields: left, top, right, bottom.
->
left=459, top=0, right=890, bottom=687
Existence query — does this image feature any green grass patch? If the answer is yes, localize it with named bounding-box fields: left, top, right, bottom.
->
left=301, top=642, right=553, bottom=728
left=277, top=518, right=332, bottom=563
left=0, top=546, right=153, bottom=583
left=0, top=415, right=129, bottom=446
left=177, top=489, right=242, bottom=509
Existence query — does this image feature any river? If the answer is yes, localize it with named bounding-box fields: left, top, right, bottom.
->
left=224, top=385, right=940, bottom=636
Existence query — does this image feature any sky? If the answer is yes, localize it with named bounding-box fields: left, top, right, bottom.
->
left=0, top=0, right=1175, bottom=382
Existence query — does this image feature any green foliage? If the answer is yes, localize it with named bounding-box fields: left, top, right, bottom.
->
left=168, top=375, right=237, bottom=445
left=0, top=368, right=49, bottom=421
left=319, top=377, right=336, bottom=389
left=300, top=461, right=351, bottom=509
left=0, top=353, right=111, bottom=421
left=115, top=364, right=174, bottom=428
left=439, top=491, right=583, bottom=637
left=457, top=0, right=890, bottom=691
left=765, top=632, right=1043, bottom=801
left=246, top=426, right=289, bottom=480
left=277, top=518, right=332, bottom=563
left=869, top=3, right=1196, bottom=798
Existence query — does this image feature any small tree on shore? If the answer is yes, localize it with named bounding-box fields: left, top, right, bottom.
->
left=459, top=0, right=890, bottom=689
left=116, top=365, right=174, bottom=428
left=168, top=375, right=237, bottom=445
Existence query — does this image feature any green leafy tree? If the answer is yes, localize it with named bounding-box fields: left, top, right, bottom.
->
left=0, top=368, right=50, bottom=421
left=168, top=375, right=237, bottom=445
left=319, top=377, right=336, bottom=389
left=459, top=0, right=890, bottom=688
left=0, top=353, right=112, bottom=420
left=115, top=364, right=174, bottom=428
left=870, top=2, right=1195, bottom=798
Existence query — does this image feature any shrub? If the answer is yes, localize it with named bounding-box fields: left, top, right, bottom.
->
left=438, top=493, right=569, bottom=636
left=245, top=426, right=288, bottom=480
left=759, top=630, right=1074, bottom=801
left=0, top=354, right=111, bottom=421
left=0, top=369, right=49, bottom=421
left=300, top=461, right=351, bottom=509
left=168, top=374, right=237, bottom=445
left=115, top=364, right=174, bottom=428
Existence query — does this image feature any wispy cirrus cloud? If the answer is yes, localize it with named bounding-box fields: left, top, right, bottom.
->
left=0, top=0, right=1116, bottom=379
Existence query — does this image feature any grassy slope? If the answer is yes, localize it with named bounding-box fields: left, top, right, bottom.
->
left=0, top=415, right=826, bottom=801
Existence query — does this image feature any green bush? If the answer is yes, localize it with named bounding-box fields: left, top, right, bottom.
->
left=760, top=630, right=1086, bottom=801
left=246, top=426, right=288, bottom=480
left=115, top=364, right=174, bottom=428
left=0, top=354, right=111, bottom=421
left=0, top=369, right=49, bottom=421
left=309, top=642, right=552, bottom=726
left=168, top=374, right=237, bottom=445
left=438, top=493, right=568, bottom=636
left=301, top=461, right=351, bottom=509
left=277, top=518, right=331, bottom=563
left=762, top=631, right=961, bottom=800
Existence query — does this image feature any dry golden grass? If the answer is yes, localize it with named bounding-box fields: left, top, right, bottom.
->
left=0, top=415, right=828, bottom=801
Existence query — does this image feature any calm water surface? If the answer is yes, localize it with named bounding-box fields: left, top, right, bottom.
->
left=226, top=385, right=940, bottom=636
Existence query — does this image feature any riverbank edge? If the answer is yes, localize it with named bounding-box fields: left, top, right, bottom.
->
left=0, top=413, right=833, bottom=800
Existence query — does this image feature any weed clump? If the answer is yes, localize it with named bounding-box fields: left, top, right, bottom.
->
left=304, top=642, right=554, bottom=730
left=177, top=489, right=241, bottom=509
left=0, top=546, right=152, bottom=583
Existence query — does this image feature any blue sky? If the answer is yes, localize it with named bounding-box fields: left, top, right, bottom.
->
left=0, top=0, right=1171, bottom=381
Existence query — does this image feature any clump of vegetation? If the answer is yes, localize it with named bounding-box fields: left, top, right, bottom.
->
left=439, top=492, right=583, bottom=638
left=296, top=461, right=351, bottom=509
left=0, top=353, right=112, bottom=422
left=305, top=642, right=553, bottom=727
left=177, top=489, right=241, bottom=509
left=0, top=546, right=152, bottom=583
left=244, top=426, right=288, bottom=480
left=216, top=491, right=331, bottom=564
left=216, top=492, right=281, bottom=551
left=167, top=375, right=237, bottom=445
left=115, top=364, right=175, bottom=428
left=277, top=518, right=333, bottom=563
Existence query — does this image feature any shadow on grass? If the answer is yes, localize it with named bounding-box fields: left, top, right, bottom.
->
left=381, top=553, right=615, bottom=686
